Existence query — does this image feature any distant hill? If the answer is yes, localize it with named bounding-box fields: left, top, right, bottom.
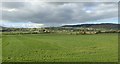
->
left=0, top=26, right=7, bottom=29
left=1, top=23, right=120, bottom=30
left=62, top=23, right=120, bottom=30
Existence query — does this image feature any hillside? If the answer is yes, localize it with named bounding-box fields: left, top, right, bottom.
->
left=62, top=23, right=120, bottom=30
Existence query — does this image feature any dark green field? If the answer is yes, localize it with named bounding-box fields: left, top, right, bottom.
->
left=2, top=33, right=118, bottom=62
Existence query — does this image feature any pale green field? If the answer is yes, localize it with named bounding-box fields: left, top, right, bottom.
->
left=2, top=33, right=118, bottom=62
left=0, top=33, right=2, bottom=63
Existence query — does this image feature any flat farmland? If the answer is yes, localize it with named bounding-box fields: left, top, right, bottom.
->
left=2, top=33, right=118, bottom=62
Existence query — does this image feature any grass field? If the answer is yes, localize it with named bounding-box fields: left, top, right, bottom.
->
left=2, top=33, right=118, bottom=62
left=0, top=33, right=2, bottom=63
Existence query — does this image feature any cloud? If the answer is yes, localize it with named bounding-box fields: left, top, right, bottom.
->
left=1, top=2, right=118, bottom=27
left=2, top=2, right=25, bottom=8
left=1, top=21, right=44, bottom=28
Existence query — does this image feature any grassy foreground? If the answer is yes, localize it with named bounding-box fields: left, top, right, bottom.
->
left=2, top=33, right=118, bottom=62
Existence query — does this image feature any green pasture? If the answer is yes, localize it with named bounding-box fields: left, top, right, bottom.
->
left=2, top=33, right=118, bottom=62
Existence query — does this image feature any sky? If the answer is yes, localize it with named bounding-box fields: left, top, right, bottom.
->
left=0, top=2, right=118, bottom=28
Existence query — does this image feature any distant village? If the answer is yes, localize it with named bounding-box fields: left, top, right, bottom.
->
left=1, top=23, right=120, bottom=35
left=1, top=27, right=120, bottom=35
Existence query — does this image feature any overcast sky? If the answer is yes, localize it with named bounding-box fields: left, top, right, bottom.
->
left=1, top=2, right=118, bottom=28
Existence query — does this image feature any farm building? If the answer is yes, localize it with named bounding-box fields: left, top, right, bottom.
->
left=79, top=31, right=98, bottom=35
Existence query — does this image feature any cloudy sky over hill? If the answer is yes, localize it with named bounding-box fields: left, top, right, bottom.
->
left=1, top=1, right=118, bottom=28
